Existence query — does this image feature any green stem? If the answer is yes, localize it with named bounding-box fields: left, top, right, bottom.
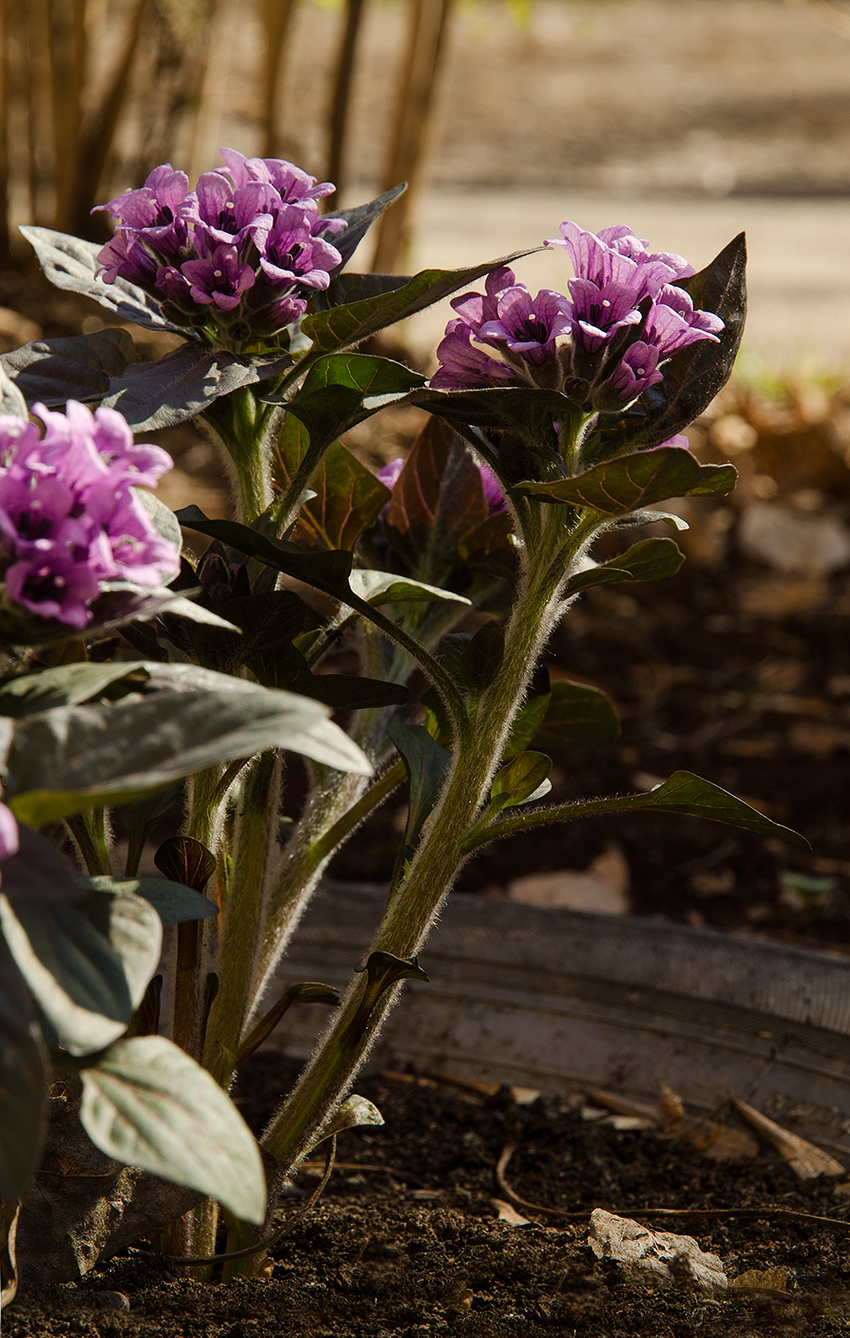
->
left=200, top=389, right=280, bottom=523
left=172, top=767, right=226, bottom=1058
left=307, top=760, right=404, bottom=868
left=203, top=752, right=282, bottom=1088
left=252, top=507, right=597, bottom=1215
left=65, top=808, right=111, bottom=876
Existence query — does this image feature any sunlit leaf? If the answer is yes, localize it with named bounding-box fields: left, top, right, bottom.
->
left=79, top=1035, right=266, bottom=1223
left=102, top=344, right=290, bottom=431
left=564, top=537, right=685, bottom=596
left=6, top=669, right=370, bottom=825
left=20, top=226, right=186, bottom=334
left=489, top=751, right=552, bottom=813
left=518, top=446, right=736, bottom=516
left=301, top=251, right=532, bottom=354
left=0, top=329, right=135, bottom=405
left=608, top=770, right=808, bottom=846
left=347, top=569, right=471, bottom=609
left=277, top=431, right=393, bottom=550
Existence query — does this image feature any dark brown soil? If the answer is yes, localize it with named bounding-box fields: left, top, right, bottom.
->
left=9, top=1055, right=850, bottom=1337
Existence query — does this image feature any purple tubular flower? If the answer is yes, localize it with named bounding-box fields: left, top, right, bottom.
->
left=0, top=402, right=179, bottom=630
left=180, top=245, right=256, bottom=310
left=253, top=206, right=342, bottom=291
left=94, top=148, right=344, bottom=345
left=479, top=287, right=573, bottom=364
left=431, top=321, right=518, bottom=391
left=607, top=341, right=663, bottom=404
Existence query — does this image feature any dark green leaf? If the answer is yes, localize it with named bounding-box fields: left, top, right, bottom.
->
left=82, top=876, right=217, bottom=926
left=589, top=233, right=748, bottom=458
left=6, top=669, right=370, bottom=825
left=0, top=939, right=47, bottom=1199
left=489, top=751, right=552, bottom=813
left=503, top=670, right=551, bottom=758
left=20, top=226, right=187, bottom=335
left=319, top=183, right=407, bottom=274
left=0, top=661, right=151, bottom=719
left=278, top=434, right=393, bottom=551
left=459, top=621, right=504, bottom=691
left=102, top=344, right=291, bottom=430
left=0, top=887, right=162, bottom=1054
left=409, top=384, right=578, bottom=448
left=613, top=770, right=807, bottom=845
left=518, top=446, right=736, bottom=516
left=266, top=351, right=425, bottom=418
left=0, top=825, right=86, bottom=902
left=176, top=507, right=354, bottom=601
left=79, top=1035, right=266, bottom=1223
left=537, top=679, right=620, bottom=749
left=564, top=537, right=685, bottom=596
left=236, top=981, right=339, bottom=1062
left=154, top=837, right=217, bottom=893
left=301, top=675, right=410, bottom=710
left=386, top=715, right=451, bottom=855
left=383, top=418, right=489, bottom=571
left=0, top=329, right=136, bottom=405
left=315, top=272, right=409, bottom=313
left=301, top=251, right=532, bottom=354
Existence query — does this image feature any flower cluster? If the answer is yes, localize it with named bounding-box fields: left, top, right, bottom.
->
left=95, top=148, right=344, bottom=347
left=432, top=222, right=723, bottom=410
left=0, top=402, right=180, bottom=630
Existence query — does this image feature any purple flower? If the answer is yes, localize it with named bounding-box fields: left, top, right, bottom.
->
left=94, top=148, right=343, bottom=347
left=219, top=148, right=335, bottom=208
left=479, top=287, right=573, bottom=364
left=431, top=321, right=519, bottom=391
left=253, top=206, right=342, bottom=292
left=180, top=245, right=256, bottom=310
left=0, top=403, right=180, bottom=631
left=606, top=341, right=663, bottom=405
left=0, top=784, right=18, bottom=885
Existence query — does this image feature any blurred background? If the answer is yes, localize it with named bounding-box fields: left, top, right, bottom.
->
left=2, top=0, right=850, bottom=941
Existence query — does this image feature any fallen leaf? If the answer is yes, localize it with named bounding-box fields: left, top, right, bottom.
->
left=659, top=1081, right=684, bottom=1131
left=677, top=1119, right=759, bottom=1162
left=492, top=1198, right=533, bottom=1226
left=730, top=1266, right=790, bottom=1292
left=507, top=846, right=629, bottom=914
left=734, top=1099, right=846, bottom=1179
left=588, top=1209, right=727, bottom=1294
left=0, top=1200, right=19, bottom=1309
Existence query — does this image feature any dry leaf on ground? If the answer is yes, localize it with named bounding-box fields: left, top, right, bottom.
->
left=507, top=846, right=629, bottom=913
left=733, top=1099, right=846, bottom=1179
left=492, top=1198, right=533, bottom=1226
left=588, top=1209, right=727, bottom=1294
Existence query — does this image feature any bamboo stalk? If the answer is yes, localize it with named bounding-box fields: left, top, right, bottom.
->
left=69, top=0, right=149, bottom=235
left=370, top=0, right=453, bottom=275
left=260, top=0, right=298, bottom=160
left=325, top=0, right=367, bottom=195
left=0, top=0, right=10, bottom=255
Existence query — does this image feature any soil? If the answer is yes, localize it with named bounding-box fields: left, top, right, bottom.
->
left=10, top=1054, right=850, bottom=1337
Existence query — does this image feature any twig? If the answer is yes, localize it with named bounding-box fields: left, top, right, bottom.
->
left=495, top=1140, right=850, bottom=1231
left=166, top=1136, right=337, bottom=1267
